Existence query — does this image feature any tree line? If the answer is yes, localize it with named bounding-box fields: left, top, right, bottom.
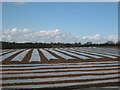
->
left=0, top=41, right=120, bottom=49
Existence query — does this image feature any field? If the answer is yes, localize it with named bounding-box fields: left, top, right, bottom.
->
left=0, top=47, right=119, bottom=89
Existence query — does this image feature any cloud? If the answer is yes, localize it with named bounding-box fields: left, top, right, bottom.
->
left=80, top=34, right=118, bottom=43
left=1, top=28, right=118, bottom=43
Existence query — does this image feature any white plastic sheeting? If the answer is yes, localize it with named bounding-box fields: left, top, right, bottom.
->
left=70, top=48, right=118, bottom=58
left=29, top=49, right=41, bottom=62
left=2, top=70, right=118, bottom=78
left=40, top=49, right=57, bottom=60
left=1, top=63, right=118, bottom=70
left=1, top=50, right=23, bottom=62
left=2, top=66, right=118, bottom=74
left=47, top=49, right=75, bottom=60
left=0, top=60, right=118, bottom=67
left=63, top=49, right=102, bottom=58
left=11, top=49, right=30, bottom=61
left=0, top=49, right=14, bottom=55
left=91, top=52, right=117, bottom=58
left=3, top=74, right=118, bottom=84
left=4, top=79, right=118, bottom=88
left=55, top=49, right=89, bottom=59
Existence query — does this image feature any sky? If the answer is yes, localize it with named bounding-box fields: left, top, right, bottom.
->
left=2, top=2, right=118, bottom=43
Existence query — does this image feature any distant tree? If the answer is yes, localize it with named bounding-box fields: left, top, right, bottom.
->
left=106, top=41, right=115, bottom=45
left=1, top=41, right=118, bottom=49
left=78, top=42, right=81, bottom=45
left=85, top=42, right=92, bottom=45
